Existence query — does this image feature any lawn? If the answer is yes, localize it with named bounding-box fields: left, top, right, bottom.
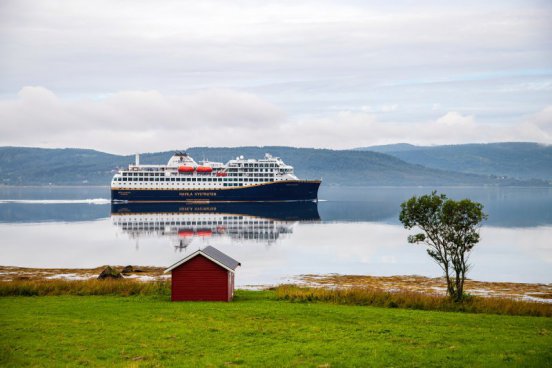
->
left=1, top=291, right=551, bottom=367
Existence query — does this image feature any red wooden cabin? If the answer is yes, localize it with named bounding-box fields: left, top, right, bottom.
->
left=164, top=246, right=241, bottom=302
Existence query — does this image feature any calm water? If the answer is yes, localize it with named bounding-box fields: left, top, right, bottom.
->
left=1, top=186, right=551, bottom=286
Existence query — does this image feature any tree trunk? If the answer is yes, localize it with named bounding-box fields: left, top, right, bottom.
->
left=444, top=265, right=454, bottom=298
left=454, top=269, right=463, bottom=302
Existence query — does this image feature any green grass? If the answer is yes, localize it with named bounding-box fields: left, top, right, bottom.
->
left=1, top=291, right=551, bottom=367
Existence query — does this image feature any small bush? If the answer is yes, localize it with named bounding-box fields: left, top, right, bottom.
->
left=0, top=279, right=171, bottom=297
left=274, top=285, right=552, bottom=317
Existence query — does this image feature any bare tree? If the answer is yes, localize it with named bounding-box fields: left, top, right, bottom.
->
left=399, top=191, right=487, bottom=301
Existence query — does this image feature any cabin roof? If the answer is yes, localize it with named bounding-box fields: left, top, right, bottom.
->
left=164, top=246, right=241, bottom=273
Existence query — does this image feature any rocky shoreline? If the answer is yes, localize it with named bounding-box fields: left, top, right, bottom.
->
left=0, top=265, right=168, bottom=282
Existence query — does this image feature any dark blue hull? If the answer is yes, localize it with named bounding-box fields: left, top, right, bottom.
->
left=111, top=180, right=321, bottom=202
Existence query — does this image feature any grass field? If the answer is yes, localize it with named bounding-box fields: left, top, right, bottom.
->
left=1, top=291, right=551, bottom=367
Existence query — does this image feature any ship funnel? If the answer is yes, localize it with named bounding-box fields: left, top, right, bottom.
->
left=135, top=153, right=140, bottom=166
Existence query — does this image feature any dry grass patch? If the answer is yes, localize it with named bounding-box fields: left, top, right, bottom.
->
left=275, top=284, right=552, bottom=317
left=0, top=279, right=170, bottom=297
left=296, top=274, right=552, bottom=303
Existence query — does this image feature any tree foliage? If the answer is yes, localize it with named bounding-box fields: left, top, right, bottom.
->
left=399, top=191, right=487, bottom=301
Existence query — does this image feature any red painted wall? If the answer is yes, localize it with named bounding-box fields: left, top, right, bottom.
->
left=171, top=255, right=232, bottom=301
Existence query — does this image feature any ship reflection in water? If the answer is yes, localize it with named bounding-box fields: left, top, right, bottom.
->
left=111, top=201, right=320, bottom=251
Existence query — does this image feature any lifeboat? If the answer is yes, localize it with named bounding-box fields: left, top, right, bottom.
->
left=216, top=171, right=227, bottom=177
left=196, top=166, right=213, bottom=173
left=178, top=166, right=194, bottom=173
left=177, top=230, right=194, bottom=237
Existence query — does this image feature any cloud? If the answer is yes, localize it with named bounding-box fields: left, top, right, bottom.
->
left=518, top=105, right=552, bottom=141
left=0, top=86, right=550, bottom=153
left=0, top=0, right=550, bottom=125
left=0, top=86, right=286, bottom=153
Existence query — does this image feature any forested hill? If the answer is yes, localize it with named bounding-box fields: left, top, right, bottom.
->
left=0, top=146, right=548, bottom=186
left=0, top=147, right=127, bottom=185
left=357, top=142, right=552, bottom=181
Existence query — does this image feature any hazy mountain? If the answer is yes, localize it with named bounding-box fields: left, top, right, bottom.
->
left=355, top=143, right=421, bottom=153
left=0, top=146, right=547, bottom=186
left=357, top=142, right=552, bottom=180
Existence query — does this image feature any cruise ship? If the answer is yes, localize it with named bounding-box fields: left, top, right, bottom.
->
left=111, top=152, right=321, bottom=202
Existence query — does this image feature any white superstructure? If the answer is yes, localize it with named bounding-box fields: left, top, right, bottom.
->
left=111, top=152, right=299, bottom=190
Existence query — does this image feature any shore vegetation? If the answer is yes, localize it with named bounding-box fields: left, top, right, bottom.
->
left=1, top=279, right=551, bottom=317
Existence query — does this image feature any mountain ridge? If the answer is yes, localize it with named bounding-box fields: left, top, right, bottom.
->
left=356, top=142, right=552, bottom=180
left=0, top=145, right=548, bottom=186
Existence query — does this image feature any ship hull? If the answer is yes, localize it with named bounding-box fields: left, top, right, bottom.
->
left=111, top=180, right=321, bottom=202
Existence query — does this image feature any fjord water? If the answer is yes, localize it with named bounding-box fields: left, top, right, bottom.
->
left=1, top=186, right=551, bottom=286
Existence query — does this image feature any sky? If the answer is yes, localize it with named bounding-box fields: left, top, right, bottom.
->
left=0, top=0, right=551, bottom=154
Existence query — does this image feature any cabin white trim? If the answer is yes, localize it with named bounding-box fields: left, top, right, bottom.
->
left=164, top=249, right=237, bottom=273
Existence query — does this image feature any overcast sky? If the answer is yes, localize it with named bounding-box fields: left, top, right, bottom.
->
left=0, top=0, right=551, bottom=154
